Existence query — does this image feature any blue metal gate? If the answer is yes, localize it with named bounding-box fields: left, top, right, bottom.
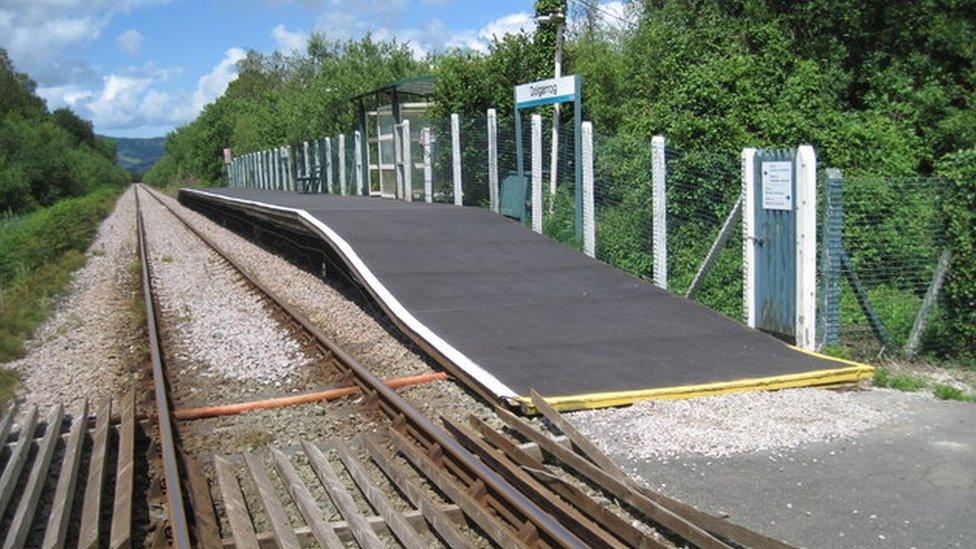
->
left=753, top=149, right=797, bottom=340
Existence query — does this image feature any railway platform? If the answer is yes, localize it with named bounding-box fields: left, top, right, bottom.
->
left=179, top=187, right=872, bottom=412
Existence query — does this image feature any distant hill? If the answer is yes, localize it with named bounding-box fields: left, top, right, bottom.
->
left=104, top=136, right=166, bottom=174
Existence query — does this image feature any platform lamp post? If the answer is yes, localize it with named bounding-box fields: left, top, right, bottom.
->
left=536, top=10, right=565, bottom=199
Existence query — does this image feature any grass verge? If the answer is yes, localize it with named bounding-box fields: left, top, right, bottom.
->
left=874, top=367, right=976, bottom=402
left=933, top=384, right=976, bottom=402
left=0, top=187, right=122, bottom=406
left=873, top=367, right=929, bottom=392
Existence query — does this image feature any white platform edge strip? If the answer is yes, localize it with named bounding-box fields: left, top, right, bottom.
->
left=182, top=188, right=519, bottom=400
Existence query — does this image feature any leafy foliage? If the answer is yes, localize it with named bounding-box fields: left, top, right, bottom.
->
left=0, top=49, right=128, bottom=215
left=145, top=36, right=426, bottom=186
left=936, top=148, right=976, bottom=359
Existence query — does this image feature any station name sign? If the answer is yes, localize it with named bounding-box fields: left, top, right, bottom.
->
left=515, top=75, right=578, bottom=109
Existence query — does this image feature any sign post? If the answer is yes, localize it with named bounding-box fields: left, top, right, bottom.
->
left=514, top=75, right=582, bottom=241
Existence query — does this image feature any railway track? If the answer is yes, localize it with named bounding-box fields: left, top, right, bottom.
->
left=0, top=184, right=791, bottom=548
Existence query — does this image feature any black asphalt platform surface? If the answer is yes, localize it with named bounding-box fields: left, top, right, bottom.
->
left=186, top=188, right=858, bottom=400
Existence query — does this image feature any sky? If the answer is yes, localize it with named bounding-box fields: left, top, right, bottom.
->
left=0, top=0, right=628, bottom=139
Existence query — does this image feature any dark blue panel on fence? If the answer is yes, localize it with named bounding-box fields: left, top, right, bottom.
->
left=754, top=149, right=797, bottom=340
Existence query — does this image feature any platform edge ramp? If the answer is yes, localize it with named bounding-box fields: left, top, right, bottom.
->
left=179, top=188, right=874, bottom=412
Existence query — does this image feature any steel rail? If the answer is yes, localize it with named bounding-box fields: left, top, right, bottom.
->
left=138, top=185, right=586, bottom=548
left=134, top=187, right=193, bottom=548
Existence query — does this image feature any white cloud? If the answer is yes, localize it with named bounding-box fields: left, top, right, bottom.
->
left=36, top=84, right=93, bottom=110
left=478, top=12, right=534, bottom=43
left=271, top=24, right=307, bottom=52
left=117, top=28, right=143, bottom=56
left=312, top=0, right=407, bottom=40
left=570, top=1, right=640, bottom=35
left=187, top=47, right=247, bottom=116
left=0, top=0, right=169, bottom=87
left=356, top=11, right=536, bottom=60
left=38, top=48, right=243, bottom=133
left=85, top=73, right=154, bottom=127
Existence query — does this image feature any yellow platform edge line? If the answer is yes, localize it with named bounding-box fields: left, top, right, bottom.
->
left=513, top=363, right=875, bottom=413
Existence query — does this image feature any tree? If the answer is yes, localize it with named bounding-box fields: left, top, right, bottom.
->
left=0, top=49, right=46, bottom=118
left=52, top=108, right=97, bottom=147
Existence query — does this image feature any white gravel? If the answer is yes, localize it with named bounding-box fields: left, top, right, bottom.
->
left=140, top=191, right=312, bottom=388
left=151, top=190, right=433, bottom=380
left=8, top=187, right=142, bottom=408
left=569, top=388, right=895, bottom=460
left=150, top=188, right=498, bottom=426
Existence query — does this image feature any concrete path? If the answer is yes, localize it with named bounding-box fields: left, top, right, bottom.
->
left=625, top=391, right=975, bottom=548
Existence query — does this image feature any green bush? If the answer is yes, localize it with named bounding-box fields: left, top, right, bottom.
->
left=936, top=149, right=976, bottom=359
left=0, top=187, right=119, bottom=289
left=0, top=157, right=34, bottom=213
left=0, top=187, right=120, bottom=376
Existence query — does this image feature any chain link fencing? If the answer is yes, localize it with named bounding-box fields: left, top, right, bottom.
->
left=820, top=174, right=950, bottom=358
left=226, top=117, right=958, bottom=362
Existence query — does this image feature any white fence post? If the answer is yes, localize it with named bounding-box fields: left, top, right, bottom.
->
left=272, top=149, right=279, bottom=190
left=531, top=114, right=543, bottom=233
left=302, top=141, right=312, bottom=185
left=289, top=146, right=297, bottom=191
left=742, top=147, right=757, bottom=328
left=324, top=137, right=333, bottom=194
left=487, top=108, right=499, bottom=212
left=278, top=147, right=285, bottom=190
left=582, top=121, right=595, bottom=257
left=354, top=131, right=364, bottom=196
left=392, top=122, right=403, bottom=199
left=279, top=147, right=285, bottom=190
left=284, top=146, right=293, bottom=191
left=281, top=147, right=289, bottom=190
left=651, top=135, right=668, bottom=290
left=338, top=135, right=346, bottom=195
left=311, top=141, right=320, bottom=192
left=422, top=127, right=433, bottom=203
left=451, top=113, right=462, bottom=206
left=280, top=147, right=286, bottom=190
left=795, top=144, right=818, bottom=350
left=402, top=120, right=412, bottom=202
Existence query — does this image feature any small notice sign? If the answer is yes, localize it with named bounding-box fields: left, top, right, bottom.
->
left=761, top=161, right=793, bottom=210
